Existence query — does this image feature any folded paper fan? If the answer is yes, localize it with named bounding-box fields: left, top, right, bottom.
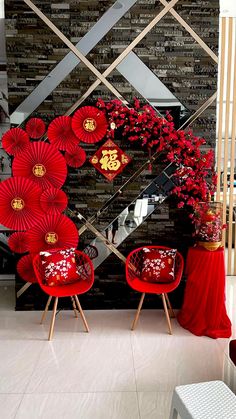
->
left=27, top=213, right=79, bottom=254
left=26, top=118, right=46, bottom=139
left=40, top=187, right=68, bottom=214
left=47, top=115, right=80, bottom=151
left=17, top=254, right=37, bottom=283
left=2, top=127, right=30, bottom=156
left=12, top=141, right=67, bottom=190
left=72, top=106, right=107, bottom=144
left=0, top=176, right=43, bottom=230
left=64, top=145, right=86, bottom=168
left=8, top=232, right=29, bottom=254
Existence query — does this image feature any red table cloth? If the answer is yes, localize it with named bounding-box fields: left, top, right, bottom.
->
left=177, top=246, right=231, bottom=339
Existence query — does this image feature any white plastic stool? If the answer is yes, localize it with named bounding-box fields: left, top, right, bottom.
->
left=169, top=380, right=236, bottom=419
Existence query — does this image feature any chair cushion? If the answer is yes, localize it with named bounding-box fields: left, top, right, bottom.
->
left=40, top=248, right=78, bottom=286
left=141, top=248, right=177, bottom=283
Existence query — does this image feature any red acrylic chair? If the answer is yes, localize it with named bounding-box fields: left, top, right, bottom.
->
left=33, top=250, right=94, bottom=340
left=126, top=246, right=184, bottom=334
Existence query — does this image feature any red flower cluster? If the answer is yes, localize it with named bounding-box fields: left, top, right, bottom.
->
left=96, top=98, right=217, bottom=214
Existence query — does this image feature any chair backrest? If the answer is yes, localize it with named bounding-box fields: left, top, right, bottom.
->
left=126, top=245, right=184, bottom=283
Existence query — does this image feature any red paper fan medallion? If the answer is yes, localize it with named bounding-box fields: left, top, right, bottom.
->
left=40, top=187, right=68, bottom=214
left=17, top=254, right=37, bottom=283
left=72, top=106, right=107, bottom=144
left=27, top=214, right=79, bottom=254
left=0, top=176, right=44, bottom=230
left=8, top=232, right=29, bottom=254
left=47, top=115, right=80, bottom=151
left=2, top=128, right=30, bottom=156
left=12, top=141, right=67, bottom=190
left=64, top=145, right=86, bottom=168
left=26, top=118, right=46, bottom=139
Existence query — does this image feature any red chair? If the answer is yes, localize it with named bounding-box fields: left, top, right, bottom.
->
left=33, top=250, right=94, bottom=340
left=125, top=246, right=184, bottom=334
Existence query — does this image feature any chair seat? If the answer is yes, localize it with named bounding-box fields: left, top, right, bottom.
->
left=127, top=276, right=181, bottom=294
left=40, top=279, right=92, bottom=298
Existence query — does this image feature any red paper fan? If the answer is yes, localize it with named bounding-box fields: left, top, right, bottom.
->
left=12, top=141, right=67, bottom=190
left=8, top=232, right=29, bottom=254
left=2, top=127, right=30, bottom=156
left=72, top=106, right=107, bottom=144
left=47, top=115, right=80, bottom=151
left=27, top=214, right=79, bottom=254
left=0, top=176, right=43, bottom=230
left=26, top=118, right=46, bottom=139
left=64, top=145, right=86, bottom=168
left=17, top=254, right=37, bottom=283
left=40, top=187, right=68, bottom=214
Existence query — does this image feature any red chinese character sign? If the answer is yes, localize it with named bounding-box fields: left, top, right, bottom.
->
left=89, top=140, right=131, bottom=181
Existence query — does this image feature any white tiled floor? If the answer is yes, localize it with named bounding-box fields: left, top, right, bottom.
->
left=0, top=278, right=235, bottom=419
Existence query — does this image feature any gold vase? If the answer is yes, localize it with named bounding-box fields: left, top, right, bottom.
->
left=198, top=241, right=222, bottom=251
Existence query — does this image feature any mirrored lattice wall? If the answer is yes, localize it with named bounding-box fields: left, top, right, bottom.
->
left=4, top=0, right=219, bottom=309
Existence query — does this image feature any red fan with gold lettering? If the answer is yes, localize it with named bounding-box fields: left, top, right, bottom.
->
left=12, top=141, right=67, bottom=190
left=2, top=127, right=30, bottom=156
left=26, top=117, right=46, bottom=139
left=8, top=232, right=29, bottom=254
left=47, top=115, right=80, bottom=151
left=40, top=187, right=68, bottom=214
left=72, top=106, right=107, bottom=144
left=64, top=145, right=86, bottom=168
left=17, top=254, right=37, bottom=283
left=0, top=176, right=43, bottom=230
left=27, top=214, right=79, bottom=254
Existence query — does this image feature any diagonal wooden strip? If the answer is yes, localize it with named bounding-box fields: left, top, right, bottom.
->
left=179, top=92, right=217, bottom=130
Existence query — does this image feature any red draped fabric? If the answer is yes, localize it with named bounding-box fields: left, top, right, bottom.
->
left=177, top=246, right=231, bottom=339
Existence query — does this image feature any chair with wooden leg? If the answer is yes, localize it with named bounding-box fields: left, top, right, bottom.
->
left=33, top=249, right=94, bottom=340
left=126, top=246, right=184, bottom=334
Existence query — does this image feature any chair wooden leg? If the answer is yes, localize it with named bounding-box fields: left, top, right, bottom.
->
left=40, top=296, right=52, bottom=324
left=71, top=296, right=78, bottom=318
left=165, top=293, right=175, bottom=318
left=131, top=292, right=145, bottom=331
left=74, top=295, right=89, bottom=332
left=161, top=293, right=172, bottom=335
left=48, top=297, right=58, bottom=341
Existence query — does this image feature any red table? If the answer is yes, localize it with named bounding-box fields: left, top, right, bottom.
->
left=177, top=246, right=231, bottom=339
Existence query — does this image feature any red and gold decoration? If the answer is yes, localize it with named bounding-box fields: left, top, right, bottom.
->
left=40, top=187, right=68, bottom=214
left=89, top=139, right=131, bottom=181
left=2, top=127, right=30, bottom=156
left=12, top=141, right=67, bottom=190
left=194, top=201, right=225, bottom=251
left=0, top=176, right=44, bottom=230
left=17, top=254, right=37, bottom=283
left=72, top=106, right=107, bottom=143
left=64, top=145, right=86, bottom=168
left=8, top=232, right=29, bottom=254
left=27, top=214, right=79, bottom=254
left=47, top=115, right=80, bottom=151
left=25, top=117, right=46, bottom=139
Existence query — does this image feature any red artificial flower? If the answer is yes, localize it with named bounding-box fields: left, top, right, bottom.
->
left=26, top=118, right=46, bottom=139
left=17, top=254, right=37, bottom=283
left=72, top=106, right=107, bottom=143
left=8, top=232, right=29, bottom=254
left=47, top=115, right=80, bottom=151
left=2, top=128, right=30, bottom=156
left=64, top=145, right=86, bottom=168
left=12, top=141, right=67, bottom=190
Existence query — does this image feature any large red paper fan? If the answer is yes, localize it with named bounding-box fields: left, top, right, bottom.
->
left=2, top=127, right=30, bottom=156
left=72, top=106, right=107, bottom=144
left=12, top=141, right=67, bottom=190
left=26, top=117, right=46, bottom=139
left=8, top=232, right=29, bottom=254
left=17, top=254, right=37, bottom=283
left=65, top=145, right=86, bottom=168
left=0, top=176, right=44, bottom=230
left=27, top=214, right=79, bottom=254
left=40, top=187, right=68, bottom=214
left=47, top=115, right=80, bottom=151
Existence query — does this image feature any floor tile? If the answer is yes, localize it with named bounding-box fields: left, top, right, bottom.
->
left=26, top=337, right=136, bottom=393
left=0, top=340, right=43, bottom=393
left=138, top=391, right=172, bottom=419
left=0, top=394, right=23, bottom=419
left=15, top=392, right=140, bottom=419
